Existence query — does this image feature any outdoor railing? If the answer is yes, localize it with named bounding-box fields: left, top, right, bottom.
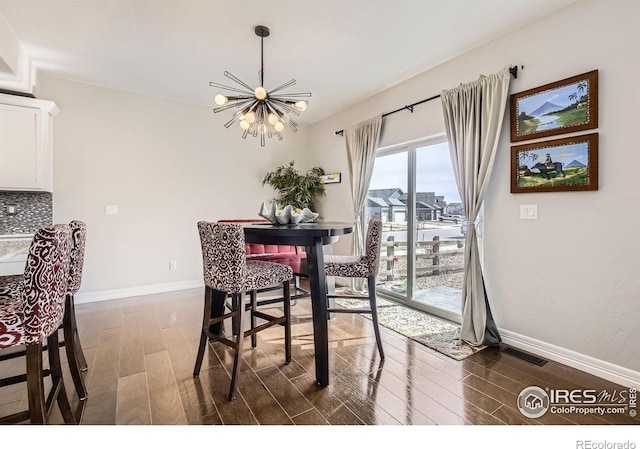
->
left=383, top=235, right=464, bottom=280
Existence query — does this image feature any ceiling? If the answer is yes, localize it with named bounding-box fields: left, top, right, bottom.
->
left=0, top=0, right=578, bottom=124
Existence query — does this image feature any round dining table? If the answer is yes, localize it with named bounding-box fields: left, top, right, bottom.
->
left=209, top=221, right=353, bottom=387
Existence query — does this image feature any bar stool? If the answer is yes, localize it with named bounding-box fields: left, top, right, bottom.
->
left=0, top=224, right=77, bottom=424
left=0, top=221, right=88, bottom=403
left=324, top=219, right=385, bottom=360
left=193, top=221, right=293, bottom=400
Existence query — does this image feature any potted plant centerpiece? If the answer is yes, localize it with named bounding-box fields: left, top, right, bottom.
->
left=260, top=161, right=326, bottom=223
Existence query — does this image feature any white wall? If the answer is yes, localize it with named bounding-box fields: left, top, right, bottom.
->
left=307, top=0, right=640, bottom=376
left=34, top=75, right=305, bottom=297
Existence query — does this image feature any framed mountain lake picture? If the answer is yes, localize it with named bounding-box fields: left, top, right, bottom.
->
left=510, top=70, right=598, bottom=142
left=511, top=133, right=598, bottom=193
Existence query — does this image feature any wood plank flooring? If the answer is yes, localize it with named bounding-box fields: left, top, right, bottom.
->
left=0, top=287, right=638, bottom=426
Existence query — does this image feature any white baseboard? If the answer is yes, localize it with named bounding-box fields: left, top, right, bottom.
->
left=74, top=279, right=204, bottom=305
left=500, top=329, right=640, bottom=388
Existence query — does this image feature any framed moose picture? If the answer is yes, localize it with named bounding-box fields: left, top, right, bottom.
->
left=510, top=70, right=598, bottom=142
left=511, top=133, right=598, bottom=193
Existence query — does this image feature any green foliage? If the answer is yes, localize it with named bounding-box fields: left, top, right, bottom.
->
left=518, top=150, right=538, bottom=167
left=261, top=161, right=326, bottom=211
left=518, top=167, right=588, bottom=188
left=518, top=111, right=533, bottom=120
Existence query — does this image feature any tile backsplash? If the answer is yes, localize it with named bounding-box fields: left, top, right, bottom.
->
left=0, top=191, right=53, bottom=234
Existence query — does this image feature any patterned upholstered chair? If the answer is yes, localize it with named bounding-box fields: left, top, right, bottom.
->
left=325, top=219, right=385, bottom=360
left=0, top=224, right=77, bottom=424
left=63, top=221, right=89, bottom=398
left=194, top=221, right=293, bottom=401
left=0, top=221, right=88, bottom=404
left=218, top=219, right=309, bottom=301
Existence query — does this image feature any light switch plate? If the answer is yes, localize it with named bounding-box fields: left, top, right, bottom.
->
left=520, top=205, right=537, bottom=220
left=5, top=205, right=17, bottom=215
left=105, top=204, right=118, bottom=215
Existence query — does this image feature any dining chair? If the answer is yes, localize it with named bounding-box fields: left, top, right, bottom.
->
left=193, top=221, right=293, bottom=400
left=0, top=224, right=77, bottom=424
left=218, top=219, right=309, bottom=300
left=0, top=220, right=89, bottom=403
left=324, top=219, right=385, bottom=360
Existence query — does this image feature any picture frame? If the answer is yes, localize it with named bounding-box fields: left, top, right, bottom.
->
left=510, top=70, right=598, bottom=142
left=511, top=133, right=598, bottom=193
left=320, top=173, right=341, bottom=184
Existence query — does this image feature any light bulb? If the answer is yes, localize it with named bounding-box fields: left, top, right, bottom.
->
left=240, top=120, right=250, bottom=130
left=255, top=86, right=267, bottom=100
left=258, top=123, right=267, bottom=134
left=268, top=113, right=279, bottom=125
left=295, top=100, right=307, bottom=112
left=245, top=111, right=256, bottom=124
left=274, top=121, right=285, bottom=132
left=214, top=94, right=228, bottom=106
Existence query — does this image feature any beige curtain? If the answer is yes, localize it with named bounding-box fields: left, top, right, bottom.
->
left=441, top=68, right=511, bottom=346
left=344, top=115, right=383, bottom=291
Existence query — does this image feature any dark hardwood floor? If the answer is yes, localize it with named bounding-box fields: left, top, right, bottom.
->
left=0, top=287, right=637, bottom=426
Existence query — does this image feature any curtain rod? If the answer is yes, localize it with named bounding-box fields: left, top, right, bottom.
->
left=335, top=65, right=521, bottom=136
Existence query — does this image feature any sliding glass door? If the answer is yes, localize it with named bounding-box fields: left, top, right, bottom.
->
left=366, top=136, right=465, bottom=322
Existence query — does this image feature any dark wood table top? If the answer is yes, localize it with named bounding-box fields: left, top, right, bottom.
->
left=241, top=222, right=353, bottom=246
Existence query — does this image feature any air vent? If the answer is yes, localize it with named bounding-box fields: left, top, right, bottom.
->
left=501, top=346, right=548, bottom=366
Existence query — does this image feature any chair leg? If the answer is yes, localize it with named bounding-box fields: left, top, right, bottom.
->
left=64, top=294, right=88, bottom=400
left=367, top=276, right=384, bottom=360
left=250, top=290, right=257, bottom=348
left=47, top=333, right=77, bottom=424
left=67, top=294, right=88, bottom=372
left=231, top=293, right=239, bottom=336
left=75, top=330, right=88, bottom=372
left=25, top=344, right=47, bottom=424
left=193, top=287, right=212, bottom=377
left=283, top=280, right=292, bottom=363
left=228, top=293, right=245, bottom=401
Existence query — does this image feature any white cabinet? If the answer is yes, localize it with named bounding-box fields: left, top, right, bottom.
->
left=0, top=94, right=59, bottom=192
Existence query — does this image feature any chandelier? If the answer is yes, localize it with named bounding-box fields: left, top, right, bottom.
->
left=210, top=25, right=311, bottom=147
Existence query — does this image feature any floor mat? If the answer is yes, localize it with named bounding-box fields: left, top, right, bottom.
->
left=334, top=296, right=485, bottom=361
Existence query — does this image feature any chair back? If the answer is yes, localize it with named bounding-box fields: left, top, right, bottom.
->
left=21, top=224, right=72, bottom=345
left=197, top=221, right=247, bottom=293
left=365, top=219, right=383, bottom=277
left=68, top=220, right=87, bottom=295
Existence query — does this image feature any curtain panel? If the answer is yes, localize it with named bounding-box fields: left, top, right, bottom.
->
left=344, top=115, right=383, bottom=291
left=441, top=68, right=511, bottom=346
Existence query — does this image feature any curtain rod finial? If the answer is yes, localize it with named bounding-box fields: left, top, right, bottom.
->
left=509, top=65, right=523, bottom=79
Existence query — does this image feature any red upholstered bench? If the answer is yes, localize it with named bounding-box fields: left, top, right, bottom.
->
left=218, top=219, right=307, bottom=276
left=245, top=243, right=305, bottom=274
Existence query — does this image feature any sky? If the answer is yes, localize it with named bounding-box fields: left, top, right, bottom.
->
left=518, top=81, right=584, bottom=116
left=368, top=141, right=461, bottom=204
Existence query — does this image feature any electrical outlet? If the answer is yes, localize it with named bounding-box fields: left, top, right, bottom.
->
left=105, top=204, right=118, bottom=215
left=169, top=260, right=177, bottom=270
left=5, top=205, right=17, bottom=215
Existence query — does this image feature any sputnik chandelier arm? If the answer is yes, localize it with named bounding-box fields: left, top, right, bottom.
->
left=210, top=25, right=311, bottom=147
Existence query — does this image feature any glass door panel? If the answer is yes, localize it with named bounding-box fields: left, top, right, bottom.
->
left=413, top=142, right=464, bottom=318
left=366, top=150, right=408, bottom=299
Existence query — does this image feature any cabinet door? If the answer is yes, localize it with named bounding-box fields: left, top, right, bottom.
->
left=0, top=103, right=45, bottom=190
